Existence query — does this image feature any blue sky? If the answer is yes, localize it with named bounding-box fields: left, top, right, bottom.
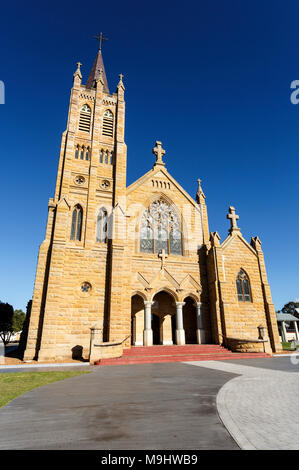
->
left=0, top=0, right=298, bottom=312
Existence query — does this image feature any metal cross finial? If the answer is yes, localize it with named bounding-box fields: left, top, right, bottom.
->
left=152, top=141, right=166, bottom=165
left=94, top=32, right=108, bottom=51
left=158, top=249, right=168, bottom=269
left=227, top=206, right=240, bottom=232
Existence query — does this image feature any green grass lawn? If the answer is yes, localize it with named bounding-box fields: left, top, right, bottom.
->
left=0, top=370, right=89, bottom=408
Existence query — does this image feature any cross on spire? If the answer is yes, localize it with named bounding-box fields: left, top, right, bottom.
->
left=158, top=249, right=168, bottom=269
left=153, top=141, right=166, bottom=166
left=94, top=32, right=108, bottom=51
left=227, top=206, right=240, bottom=233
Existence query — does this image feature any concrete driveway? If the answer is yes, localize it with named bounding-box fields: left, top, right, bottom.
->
left=0, top=362, right=238, bottom=450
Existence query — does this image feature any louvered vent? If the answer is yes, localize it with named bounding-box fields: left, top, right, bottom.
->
left=102, top=109, right=113, bottom=137
left=79, top=104, right=91, bottom=132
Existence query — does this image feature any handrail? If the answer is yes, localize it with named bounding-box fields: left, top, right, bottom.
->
left=93, top=335, right=130, bottom=348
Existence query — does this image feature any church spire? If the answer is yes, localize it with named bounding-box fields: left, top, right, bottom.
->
left=86, top=33, right=110, bottom=92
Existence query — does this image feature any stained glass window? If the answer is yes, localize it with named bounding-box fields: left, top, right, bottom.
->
left=140, top=199, right=182, bottom=255
left=236, top=270, right=252, bottom=302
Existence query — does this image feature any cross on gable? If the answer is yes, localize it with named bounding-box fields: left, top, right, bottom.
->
left=158, top=249, right=168, bottom=268
left=227, top=206, right=240, bottom=232
left=152, top=141, right=166, bottom=165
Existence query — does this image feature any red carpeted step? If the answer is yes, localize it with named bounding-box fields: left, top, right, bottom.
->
left=96, top=352, right=271, bottom=366
left=93, top=344, right=271, bottom=366
left=122, top=345, right=229, bottom=356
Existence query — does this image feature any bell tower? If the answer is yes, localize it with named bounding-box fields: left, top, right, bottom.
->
left=24, top=38, right=127, bottom=361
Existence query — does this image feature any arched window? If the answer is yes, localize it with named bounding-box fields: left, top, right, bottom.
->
left=236, top=270, right=252, bottom=302
left=102, top=109, right=114, bottom=137
left=79, top=104, right=91, bottom=132
left=140, top=199, right=182, bottom=255
left=80, top=147, right=84, bottom=160
left=99, top=150, right=103, bottom=163
left=75, top=145, right=79, bottom=159
left=96, top=208, right=108, bottom=243
left=70, top=205, right=83, bottom=241
left=85, top=147, right=90, bottom=161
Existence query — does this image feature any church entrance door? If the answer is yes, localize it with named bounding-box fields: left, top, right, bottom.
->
left=152, top=291, right=176, bottom=345
left=152, top=314, right=160, bottom=345
left=183, top=297, right=197, bottom=344
left=131, top=294, right=144, bottom=346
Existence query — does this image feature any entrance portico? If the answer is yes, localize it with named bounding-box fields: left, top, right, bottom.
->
left=131, top=291, right=206, bottom=347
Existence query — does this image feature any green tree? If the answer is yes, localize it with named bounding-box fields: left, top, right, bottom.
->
left=280, top=301, right=299, bottom=315
left=12, top=310, right=25, bottom=333
left=0, top=302, right=14, bottom=345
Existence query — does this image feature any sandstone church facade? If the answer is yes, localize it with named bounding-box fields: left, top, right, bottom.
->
left=24, top=45, right=281, bottom=362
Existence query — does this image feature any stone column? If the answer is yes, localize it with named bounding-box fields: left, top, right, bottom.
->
left=195, top=302, right=206, bottom=344
left=143, top=301, right=154, bottom=346
left=281, top=321, right=287, bottom=343
left=175, top=302, right=185, bottom=345
left=294, top=321, right=299, bottom=341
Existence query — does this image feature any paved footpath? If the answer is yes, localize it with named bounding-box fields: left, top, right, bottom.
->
left=186, top=357, right=299, bottom=450
left=0, top=362, right=238, bottom=450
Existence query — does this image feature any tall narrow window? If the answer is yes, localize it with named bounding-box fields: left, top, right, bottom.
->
left=96, top=208, right=108, bottom=243
left=140, top=225, right=154, bottom=253
left=169, top=226, right=182, bottom=255
left=70, top=205, right=83, bottom=241
left=236, top=270, right=252, bottom=302
left=80, top=147, right=84, bottom=160
left=102, top=109, right=114, bottom=137
left=99, top=150, right=103, bottom=163
left=85, top=147, right=90, bottom=161
left=79, top=104, right=91, bottom=132
left=75, top=146, right=79, bottom=159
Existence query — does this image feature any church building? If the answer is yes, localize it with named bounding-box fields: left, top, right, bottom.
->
left=24, top=42, right=282, bottom=362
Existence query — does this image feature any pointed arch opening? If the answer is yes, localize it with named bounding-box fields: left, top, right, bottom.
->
left=131, top=294, right=145, bottom=346
left=236, top=269, right=252, bottom=302
left=102, top=109, right=114, bottom=137
left=70, top=204, right=83, bottom=241
left=140, top=199, right=182, bottom=255
left=96, top=207, right=108, bottom=243
left=183, top=296, right=197, bottom=344
left=152, top=290, right=176, bottom=345
left=79, top=104, right=91, bottom=133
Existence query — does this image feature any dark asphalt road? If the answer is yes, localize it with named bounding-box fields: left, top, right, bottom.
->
left=0, top=362, right=239, bottom=450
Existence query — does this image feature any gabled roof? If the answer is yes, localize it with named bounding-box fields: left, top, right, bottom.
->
left=277, top=313, right=299, bottom=322
left=220, top=230, right=258, bottom=257
left=126, top=165, right=200, bottom=210
left=86, top=50, right=109, bottom=93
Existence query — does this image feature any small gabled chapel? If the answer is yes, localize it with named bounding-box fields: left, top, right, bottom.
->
left=23, top=41, right=281, bottom=362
